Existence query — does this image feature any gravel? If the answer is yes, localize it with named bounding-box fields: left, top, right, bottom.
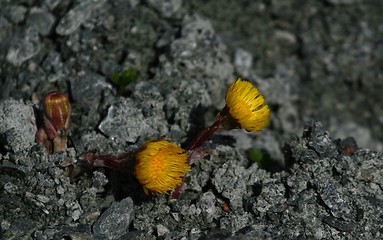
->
left=0, top=1, right=382, bottom=239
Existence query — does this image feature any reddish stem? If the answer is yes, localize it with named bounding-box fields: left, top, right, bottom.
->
left=81, top=151, right=134, bottom=169
left=186, top=112, right=227, bottom=153
left=170, top=182, right=186, bottom=200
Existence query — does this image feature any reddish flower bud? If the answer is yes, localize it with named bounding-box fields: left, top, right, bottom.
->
left=35, top=128, right=52, bottom=153
left=43, top=92, right=71, bottom=138
left=42, top=91, right=71, bottom=152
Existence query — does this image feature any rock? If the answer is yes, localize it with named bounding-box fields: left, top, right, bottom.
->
left=92, top=197, right=134, bottom=239
left=0, top=16, right=12, bottom=43
left=315, top=179, right=353, bottom=219
left=69, top=71, right=113, bottom=105
left=26, top=8, right=56, bottom=36
left=98, top=99, right=155, bottom=143
left=99, top=82, right=169, bottom=143
left=0, top=99, right=37, bottom=153
left=56, top=0, right=107, bottom=35
left=303, top=121, right=338, bottom=158
left=3, top=5, right=27, bottom=24
left=156, top=224, right=170, bottom=237
left=211, top=148, right=268, bottom=210
left=6, top=27, right=41, bottom=66
left=41, top=51, right=69, bottom=83
left=146, top=0, right=183, bottom=18
left=197, top=191, right=219, bottom=223
left=234, top=48, right=253, bottom=76
left=322, top=215, right=355, bottom=232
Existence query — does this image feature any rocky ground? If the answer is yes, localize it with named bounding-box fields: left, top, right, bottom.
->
left=0, top=0, right=382, bottom=239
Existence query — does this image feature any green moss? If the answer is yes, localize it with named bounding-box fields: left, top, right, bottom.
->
left=111, top=68, right=139, bottom=95
left=246, top=148, right=272, bottom=170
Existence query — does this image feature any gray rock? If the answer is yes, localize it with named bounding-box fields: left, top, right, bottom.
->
left=211, top=147, right=269, bottom=210
left=56, top=0, right=107, bottom=35
left=98, top=99, right=151, bottom=143
left=156, top=224, right=170, bottom=237
left=322, top=215, right=355, bottom=232
left=99, top=81, right=169, bottom=144
left=0, top=16, right=12, bottom=43
left=26, top=8, right=56, bottom=36
left=162, top=14, right=233, bottom=105
left=1, top=219, right=38, bottom=240
left=196, top=191, right=219, bottom=223
left=146, top=0, right=182, bottom=18
left=44, top=0, right=63, bottom=10
left=220, top=212, right=254, bottom=233
left=41, top=51, right=69, bottom=83
left=327, top=0, right=359, bottom=4
left=304, top=121, right=338, bottom=158
left=0, top=99, right=36, bottom=153
left=34, top=224, right=94, bottom=240
left=1, top=1, right=383, bottom=239
left=93, top=197, right=134, bottom=239
left=201, top=228, right=231, bottom=240
left=234, top=48, right=253, bottom=76
left=3, top=5, right=27, bottom=24
left=69, top=71, right=113, bottom=105
left=100, top=59, right=120, bottom=77
left=6, top=27, right=41, bottom=66
left=315, top=179, right=353, bottom=219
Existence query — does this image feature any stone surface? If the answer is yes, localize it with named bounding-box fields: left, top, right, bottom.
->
left=0, top=1, right=382, bottom=239
left=26, top=8, right=55, bottom=36
left=0, top=99, right=37, bottom=153
left=56, top=0, right=108, bottom=35
left=92, top=197, right=134, bottom=239
left=6, top=27, right=41, bottom=66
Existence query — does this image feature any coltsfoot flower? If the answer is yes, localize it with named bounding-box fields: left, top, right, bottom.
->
left=135, top=139, right=191, bottom=195
left=225, top=77, right=270, bottom=132
left=187, top=77, right=270, bottom=151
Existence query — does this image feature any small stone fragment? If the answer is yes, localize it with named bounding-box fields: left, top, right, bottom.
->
left=26, top=8, right=55, bottom=36
left=338, top=137, right=358, bottom=155
left=316, top=180, right=352, bottom=219
left=6, top=27, right=41, bottom=66
left=69, top=71, right=113, bottom=105
left=197, top=191, right=218, bottom=223
left=4, top=5, right=27, bottom=24
left=98, top=99, right=150, bottom=143
left=322, top=215, right=355, bottom=232
left=156, top=224, right=170, bottom=237
left=146, top=0, right=182, bottom=18
left=56, top=0, right=107, bottom=35
left=92, top=197, right=134, bottom=240
left=0, top=99, right=37, bottom=153
left=234, top=48, right=253, bottom=76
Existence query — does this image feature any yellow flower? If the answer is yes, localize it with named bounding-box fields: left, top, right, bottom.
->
left=225, top=77, right=270, bottom=132
left=134, top=139, right=190, bottom=195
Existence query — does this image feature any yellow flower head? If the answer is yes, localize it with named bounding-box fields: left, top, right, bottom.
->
left=134, top=139, right=190, bottom=195
left=225, top=77, right=270, bottom=132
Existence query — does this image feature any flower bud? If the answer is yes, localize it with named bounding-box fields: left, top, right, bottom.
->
left=35, top=127, right=52, bottom=153
left=42, top=91, right=71, bottom=152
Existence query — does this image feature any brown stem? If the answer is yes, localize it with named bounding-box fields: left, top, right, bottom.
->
left=81, top=151, right=134, bottom=170
left=170, top=182, right=186, bottom=200
left=186, top=112, right=227, bottom=152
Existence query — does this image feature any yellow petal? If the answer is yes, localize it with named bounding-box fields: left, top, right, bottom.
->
left=135, top=140, right=190, bottom=195
left=225, top=77, right=270, bottom=132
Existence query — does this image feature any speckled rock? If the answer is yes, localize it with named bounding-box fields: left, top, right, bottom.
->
left=93, top=197, right=134, bottom=239
left=0, top=99, right=36, bottom=153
